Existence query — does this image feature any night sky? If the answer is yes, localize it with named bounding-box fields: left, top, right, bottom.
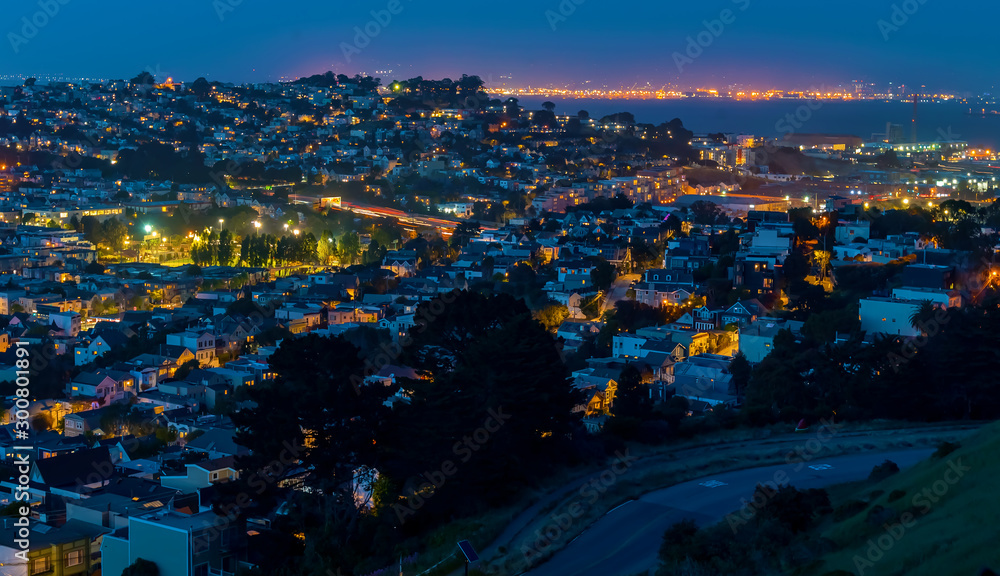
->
left=2, top=0, right=996, bottom=92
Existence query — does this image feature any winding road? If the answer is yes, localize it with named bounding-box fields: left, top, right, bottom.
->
left=523, top=449, right=933, bottom=576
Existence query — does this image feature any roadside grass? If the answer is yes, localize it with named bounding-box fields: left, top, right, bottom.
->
left=484, top=427, right=975, bottom=575
left=809, top=421, right=1000, bottom=576
left=404, top=421, right=979, bottom=576
left=409, top=506, right=521, bottom=576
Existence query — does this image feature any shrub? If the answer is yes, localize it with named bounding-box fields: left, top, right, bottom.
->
left=932, top=441, right=960, bottom=459
left=888, top=489, right=906, bottom=502
left=868, top=460, right=900, bottom=482
left=865, top=505, right=897, bottom=526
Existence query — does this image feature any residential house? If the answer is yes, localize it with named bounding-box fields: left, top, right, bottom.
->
left=160, top=456, right=239, bottom=493
left=670, top=354, right=737, bottom=406
left=166, top=331, right=217, bottom=365
left=859, top=297, right=922, bottom=337
left=0, top=520, right=108, bottom=576
left=101, top=508, right=247, bottom=576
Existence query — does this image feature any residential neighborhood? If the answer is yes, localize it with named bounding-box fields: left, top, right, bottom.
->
left=1, top=70, right=999, bottom=576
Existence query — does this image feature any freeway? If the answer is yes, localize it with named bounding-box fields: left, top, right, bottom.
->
left=337, top=201, right=461, bottom=232
left=523, top=449, right=933, bottom=576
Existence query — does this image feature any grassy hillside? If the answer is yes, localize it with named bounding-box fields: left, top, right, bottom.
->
left=810, top=422, right=1000, bottom=576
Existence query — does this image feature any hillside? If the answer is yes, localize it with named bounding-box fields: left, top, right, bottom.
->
left=810, top=422, right=1000, bottom=576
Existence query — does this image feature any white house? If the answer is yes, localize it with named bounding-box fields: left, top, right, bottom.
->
left=859, top=297, right=922, bottom=337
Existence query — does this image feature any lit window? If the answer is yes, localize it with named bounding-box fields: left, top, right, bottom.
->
left=32, top=558, right=51, bottom=575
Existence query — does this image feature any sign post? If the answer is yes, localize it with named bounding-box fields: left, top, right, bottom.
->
left=457, top=540, right=480, bottom=576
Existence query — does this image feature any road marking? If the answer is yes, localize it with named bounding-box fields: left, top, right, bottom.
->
left=809, top=464, right=833, bottom=471
left=699, top=480, right=728, bottom=488
left=607, top=500, right=634, bottom=515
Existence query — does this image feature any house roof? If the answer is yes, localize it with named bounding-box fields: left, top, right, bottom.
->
left=73, top=371, right=113, bottom=386
left=34, top=446, right=114, bottom=488
left=0, top=519, right=110, bottom=550
left=185, top=428, right=246, bottom=456
left=191, top=455, right=237, bottom=473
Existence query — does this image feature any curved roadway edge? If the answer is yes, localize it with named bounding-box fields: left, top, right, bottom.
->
left=521, top=449, right=933, bottom=576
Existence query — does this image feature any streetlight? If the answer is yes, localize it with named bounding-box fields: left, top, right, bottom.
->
left=253, top=221, right=261, bottom=229
left=219, top=218, right=224, bottom=229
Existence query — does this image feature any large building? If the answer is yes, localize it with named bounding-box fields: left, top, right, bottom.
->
left=101, top=509, right=247, bottom=576
left=859, top=297, right=922, bottom=337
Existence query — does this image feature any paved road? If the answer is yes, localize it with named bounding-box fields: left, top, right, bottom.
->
left=524, top=449, right=933, bottom=576
left=601, top=274, right=640, bottom=315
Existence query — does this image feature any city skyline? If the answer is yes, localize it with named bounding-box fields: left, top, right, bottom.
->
left=2, top=0, right=999, bottom=93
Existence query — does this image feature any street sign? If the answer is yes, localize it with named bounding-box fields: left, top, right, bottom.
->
left=457, top=540, right=480, bottom=563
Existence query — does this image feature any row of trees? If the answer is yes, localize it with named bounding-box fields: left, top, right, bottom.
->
left=188, top=229, right=392, bottom=268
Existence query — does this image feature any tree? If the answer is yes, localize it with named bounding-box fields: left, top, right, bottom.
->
left=390, top=292, right=581, bottom=513
left=231, top=334, right=390, bottom=557
left=81, top=215, right=104, bottom=244
left=130, top=70, right=155, bottom=87
left=910, top=300, right=938, bottom=332
left=102, top=218, right=128, bottom=256
left=218, top=229, right=236, bottom=266
left=613, top=365, right=652, bottom=419
left=361, top=238, right=386, bottom=266
left=587, top=257, right=616, bottom=292
left=689, top=201, right=725, bottom=226
left=297, top=232, right=319, bottom=264
left=122, top=558, right=160, bottom=576
left=85, top=261, right=106, bottom=274
left=338, top=232, right=361, bottom=266
left=174, top=359, right=200, bottom=380
left=729, top=352, right=751, bottom=400
left=191, top=77, right=212, bottom=99
left=875, top=150, right=902, bottom=169
left=534, top=302, right=569, bottom=332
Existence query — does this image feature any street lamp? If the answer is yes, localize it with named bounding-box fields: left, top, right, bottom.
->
left=219, top=218, right=225, bottom=229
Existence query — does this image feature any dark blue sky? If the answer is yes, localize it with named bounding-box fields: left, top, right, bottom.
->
left=3, top=0, right=996, bottom=92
